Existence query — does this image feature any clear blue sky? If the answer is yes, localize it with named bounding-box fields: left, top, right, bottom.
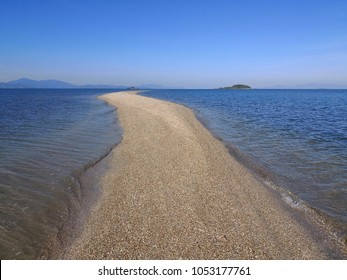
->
left=1, top=0, right=346, bottom=88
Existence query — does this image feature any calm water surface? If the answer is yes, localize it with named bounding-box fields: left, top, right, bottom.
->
left=0, top=89, right=122, bottom=259
left=143, top=89, right=347, bottom=231
left=1, top=88, right=346, bottom=259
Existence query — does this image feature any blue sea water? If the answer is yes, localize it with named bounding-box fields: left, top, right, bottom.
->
left=0, top=89, right=122, bottom=259
left=142, top=89, right=347, bottom=231
left=1, top=88, right=346, bottom=259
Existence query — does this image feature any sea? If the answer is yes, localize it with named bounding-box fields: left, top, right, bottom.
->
left=0, top=89, right=122, bottom=259
left=0, top=88, right=346, bottom=259
left=142, top=89, right=347, bottom=233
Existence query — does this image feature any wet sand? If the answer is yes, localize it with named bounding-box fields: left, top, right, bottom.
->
left=66, top=91, right=337, bottom=259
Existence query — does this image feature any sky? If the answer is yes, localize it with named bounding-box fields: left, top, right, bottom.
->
left=1, top=0, right=346, bottom=88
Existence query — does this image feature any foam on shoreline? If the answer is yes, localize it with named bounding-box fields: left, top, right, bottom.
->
left=65, top=91, right=346, bottom=259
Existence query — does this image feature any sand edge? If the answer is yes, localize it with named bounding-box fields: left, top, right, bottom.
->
left=65, top=91, right=345, bottom=259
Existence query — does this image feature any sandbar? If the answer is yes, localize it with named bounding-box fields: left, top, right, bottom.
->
left=65, top=91, right=341, bottom=259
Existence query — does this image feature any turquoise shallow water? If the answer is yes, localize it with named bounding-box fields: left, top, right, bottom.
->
left=142, top=89, right=347, bottom=232
left=0, top=89, right=122, bottom=259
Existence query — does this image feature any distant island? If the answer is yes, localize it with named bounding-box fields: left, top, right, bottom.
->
left=219, top=84, right=251, bottom=89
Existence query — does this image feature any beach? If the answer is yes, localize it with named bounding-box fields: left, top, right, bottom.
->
left=65, top=91, right=341, bottom=259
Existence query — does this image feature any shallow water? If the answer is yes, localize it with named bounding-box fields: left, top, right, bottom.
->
left=1, top=88, right=346, bottom=259
left=142, top=89, right=347, bottom=232
left=0, top=89, right=122, bottom=259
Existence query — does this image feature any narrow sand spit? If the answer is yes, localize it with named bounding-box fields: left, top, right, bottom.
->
left=66, top=91, right=334, bottom=259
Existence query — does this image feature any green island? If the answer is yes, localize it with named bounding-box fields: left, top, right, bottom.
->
left=219, top=84, right=251, bottom=89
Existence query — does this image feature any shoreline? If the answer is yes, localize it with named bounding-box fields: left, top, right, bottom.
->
left=40, top=97, right=124, bottom=260
left=190, top=105, right=347, bottom=251
left=65, top=91, right=346, bottom=259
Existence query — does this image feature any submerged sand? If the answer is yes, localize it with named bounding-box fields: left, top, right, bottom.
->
left=66, top=91, right=341, bottom=259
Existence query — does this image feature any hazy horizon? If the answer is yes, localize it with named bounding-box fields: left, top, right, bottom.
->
left=1, top=0, right=346, bottom=88
left=2, top=77, right=347, bottom=89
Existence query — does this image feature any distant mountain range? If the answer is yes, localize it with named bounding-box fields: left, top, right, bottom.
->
left=0, top=78, right=164, bottom=89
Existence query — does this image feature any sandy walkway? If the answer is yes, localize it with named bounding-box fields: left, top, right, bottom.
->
left=66, top=91, right=331, bottom=259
